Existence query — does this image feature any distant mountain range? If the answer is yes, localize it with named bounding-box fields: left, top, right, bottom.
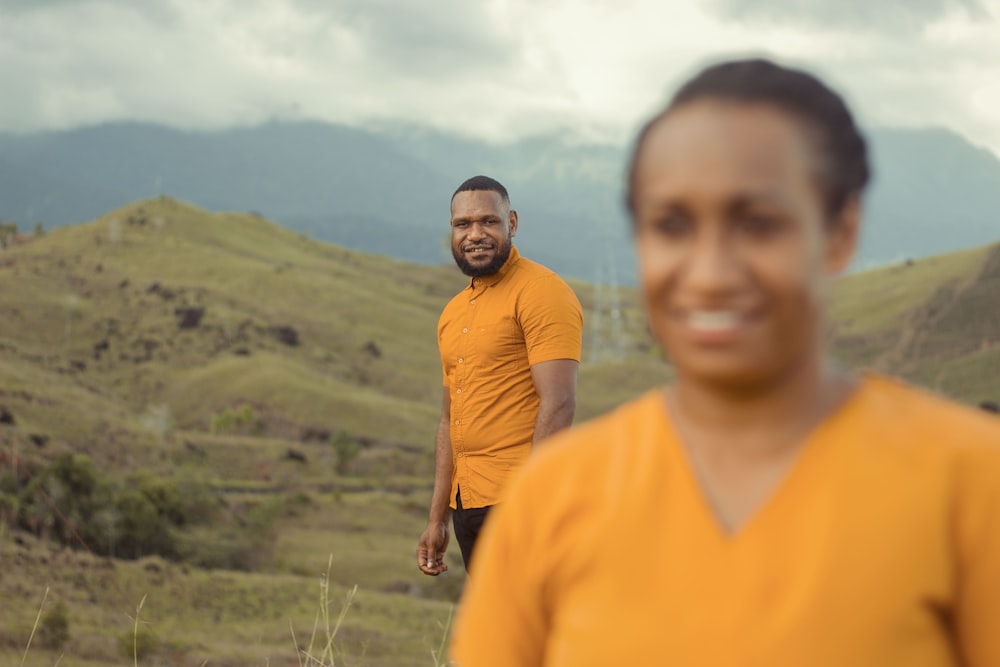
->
left=1, top=120, right=998, bottom=282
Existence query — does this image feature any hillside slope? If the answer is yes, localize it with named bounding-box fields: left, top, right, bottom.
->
left=1, top=198, right=996, bottom=468
left=2, top=121, right=999, bottom=281
left=830, top=242, right=1000, bottom=402
left=0, top=201, right=996, bottom=665
left=0, top=197, right=662, bottom=477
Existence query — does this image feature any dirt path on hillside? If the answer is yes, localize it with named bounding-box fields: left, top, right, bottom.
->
left=875, top=245, right=1000, bottom=374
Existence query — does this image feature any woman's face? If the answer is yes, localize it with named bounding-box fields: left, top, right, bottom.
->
left=631, top=100, right=857, bottom=391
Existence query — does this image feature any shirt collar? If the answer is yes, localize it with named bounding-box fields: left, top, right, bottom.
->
left=469, top=245, right=520, bottom=290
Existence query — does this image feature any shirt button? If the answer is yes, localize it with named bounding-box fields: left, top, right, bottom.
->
left=458, top=357, right=464, bottom=364
left=457, top=452, right=465, bottom=457
left=462, top=327, right=469, bottom=333
left=454, top=419, right=461, bottom=425
left=470, top=299, right=476, bottom=305
left=455, top=388, right=462, bottom=394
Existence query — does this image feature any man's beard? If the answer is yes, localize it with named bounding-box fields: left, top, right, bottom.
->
left=452, top=238, right=512, bottom=277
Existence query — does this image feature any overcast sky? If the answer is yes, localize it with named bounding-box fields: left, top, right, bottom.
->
left=1, top=0, right=998, bottom=154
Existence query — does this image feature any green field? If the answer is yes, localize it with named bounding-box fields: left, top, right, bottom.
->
left=1, top=198, right=997, bottom=665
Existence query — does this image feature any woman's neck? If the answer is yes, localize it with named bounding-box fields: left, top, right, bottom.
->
left=668, top=358, right=856, bottom=459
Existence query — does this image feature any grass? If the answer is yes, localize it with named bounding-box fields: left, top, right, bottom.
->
left=0, top=197, right=667, bottom=500
left=290, top=556, right=357, bottom=667
left=0, top=197, right=997, bottom=665
left=829, top=244, right=992, bottom=337
left=20, top=587, right=50, bottom=667
left=828, top=241, right=1000, bottom=402
left=1, top=530, right=457, bottom=666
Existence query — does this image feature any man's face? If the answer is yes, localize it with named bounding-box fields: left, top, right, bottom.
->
left=450, top=189, right=518, bottom=277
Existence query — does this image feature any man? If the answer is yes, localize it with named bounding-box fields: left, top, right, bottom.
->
left=416, top=175, right=583, bottom=575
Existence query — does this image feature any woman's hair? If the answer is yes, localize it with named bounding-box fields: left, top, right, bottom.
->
left=625, top=58, right=871, bottom=221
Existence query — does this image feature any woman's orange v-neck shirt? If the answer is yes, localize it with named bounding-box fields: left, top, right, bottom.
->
left=450, top=376, right=1000, bottom=667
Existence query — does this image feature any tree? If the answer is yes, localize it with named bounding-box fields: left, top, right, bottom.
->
left=0, top=220, right=17, bottom=248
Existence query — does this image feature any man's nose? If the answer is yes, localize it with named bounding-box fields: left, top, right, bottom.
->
left=467, top=223, right=487, bottom=240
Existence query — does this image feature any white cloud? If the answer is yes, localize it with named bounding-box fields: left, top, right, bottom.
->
left=0, top=0, right=998, bottom=155
left=706, top=0, right=989, bottom=32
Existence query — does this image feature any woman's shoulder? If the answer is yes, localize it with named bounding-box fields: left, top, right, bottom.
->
left=858, top=374, right=1000, bottom=440
left=517, top=389, right=670, bottom=487
left=548, top=388, right=665, bottom=441
left=850, top=374, right=1000, bottom=473
left=498, top=390, right=672, bottom=547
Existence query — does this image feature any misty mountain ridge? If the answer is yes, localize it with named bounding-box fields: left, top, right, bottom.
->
left=1, top=119, right=998, bottom=283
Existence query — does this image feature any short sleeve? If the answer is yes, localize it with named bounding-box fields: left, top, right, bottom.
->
left=954, top=438, right=1000, bottom=666
left=449, top=473, right=549, bottom=667
left=517, top=275, right=583, bottom=367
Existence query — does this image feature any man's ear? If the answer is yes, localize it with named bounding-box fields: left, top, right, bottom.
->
left=509, top=209, right=518, bottom=238
left=826, top=196, right=860, bottom=275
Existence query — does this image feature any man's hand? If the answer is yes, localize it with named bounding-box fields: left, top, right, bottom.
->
left=417, top=520, right=450, bottom=575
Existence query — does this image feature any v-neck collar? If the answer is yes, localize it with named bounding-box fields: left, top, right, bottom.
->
left=655, top=377, right=871, bottom=542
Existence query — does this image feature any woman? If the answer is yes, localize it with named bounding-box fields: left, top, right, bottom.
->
left=449, top=59, right=1000, bottom=666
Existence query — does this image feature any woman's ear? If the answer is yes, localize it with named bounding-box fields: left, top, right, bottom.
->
left=826, top=196, right=861, bottom=275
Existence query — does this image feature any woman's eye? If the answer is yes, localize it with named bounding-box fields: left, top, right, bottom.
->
left=651, top=215, right=691, bottom=237
left=738, top=215, right=780, bottom=236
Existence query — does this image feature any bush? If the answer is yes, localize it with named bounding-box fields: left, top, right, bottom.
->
left=210, top=404, right=263, bottom=435
left=16, top=453, right=112, bottom=548
left=133, top=474, right=220, bottom=527
left=38, top=600, right=70, bottom=650
left=115, top=488, right=175, bottom=559
left=0, top=491, right=16, bottom=528
left=175, top=497, right=284, bottom=571
left=119, top=624, right=159, bottom=662
left=9, top=456, right=288, bottom=572
left=13, top=456, right=221, bottom=561
left=332, top=430, right=361, bottom=475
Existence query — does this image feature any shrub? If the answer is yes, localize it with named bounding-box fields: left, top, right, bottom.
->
left=118, top=624, right=159, bottom=662
left=38, top=600, right=70, bottom=650
left=14, top=456, right=221, bottom=561
left=16, top=453, right=112, bottom=549
left=176, top=496, right=284, bottom=571
left=134, top=474, right=220, bottom=527
left=332, top=430, right=361, bottom=475
left=115, top=488, right=174, bottom=559
left=9, top=456, right=289, bottom=572
left=210, top=404, right=263, bottom=435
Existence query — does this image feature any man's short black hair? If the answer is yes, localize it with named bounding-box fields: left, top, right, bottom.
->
left=452, top=175, right=510, bottom=204
left=980, top=401, right=999, bottom=414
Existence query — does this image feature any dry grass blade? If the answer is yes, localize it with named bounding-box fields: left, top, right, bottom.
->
left=430, top=604, right=454, bottom=667
left=131, top=594, right=148, bottom=667
left=19, top=586, right=49, bottom=667
left=293, top=554, right=358, bottom=666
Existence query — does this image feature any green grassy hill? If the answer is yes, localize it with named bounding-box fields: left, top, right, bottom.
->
left=0, top=198, right=664, bottom=666
left=829, top=242, right=1000, bottom=403
left=0, top=198, right=996, bottom=665
left=0, top=197, right=663, bottom=473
